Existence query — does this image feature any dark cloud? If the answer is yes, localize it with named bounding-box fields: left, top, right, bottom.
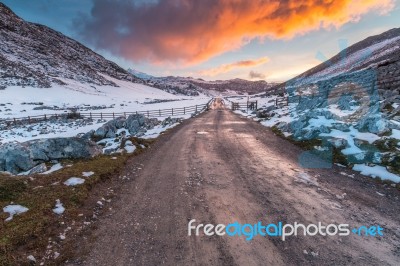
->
left=249, top=71, right=266, bottom=79
left=74, top=0, right=393, bottom=64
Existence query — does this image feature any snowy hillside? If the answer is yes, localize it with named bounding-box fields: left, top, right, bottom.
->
left=0, top=3, right=211, bottom=145
left=0, top=3, right=143, bottom=89
left=275, top=27, right=400, bottom=89
left=244, top=28, right=400, bottom=183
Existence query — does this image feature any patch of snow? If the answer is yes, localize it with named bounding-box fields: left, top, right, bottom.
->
left=306, top=116, right=337, bottom=129
left=82, top=171, right=94, bottom=177
left=295, top=172, right=319, bottom=186
left=391, top=129, right=400, bottom=140
left=353, top=164, right=400, bottom=183
left=328, top=104, right=358, bottom=117
left=64, top=177, right=85, bottom=186
left=41, top=163, right=63, bottom=174
left=320, top=126, right=380, bottom=155
left=27, top=255, right=36, bottom=263
left=124, top=145, right=136, bottom=154
left=142, top=123, right=178, bottom=139
left=3, top=204, right=29, bottom=221
left=53, top=199, right=65, bottom=215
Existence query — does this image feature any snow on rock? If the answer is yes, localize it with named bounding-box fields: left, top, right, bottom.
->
left=3, top=204, right=29, bottom=221
left=53, top=199, right=65, bottom=215
left=353, top=164, right=400, bottom=183
left=64, top=177, right=85, bottom=186
left=42, top=163, right=63, bottom=175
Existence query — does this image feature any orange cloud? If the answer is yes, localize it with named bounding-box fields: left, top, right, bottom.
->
left=77, top=0, right=394, bottom=64
left=198, top=57, right=269, bottom=76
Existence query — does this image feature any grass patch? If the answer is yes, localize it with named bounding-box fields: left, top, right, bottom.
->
left=0, top=138, right=154, bottom=265
left=271, top=126, right=349, bottom=166
left=374, top=138, right=399, bottom=152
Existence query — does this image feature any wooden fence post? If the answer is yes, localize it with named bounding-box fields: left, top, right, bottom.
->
left=100, top=113, right=103, bottom=119
left=195, top=105, right=198, bottom=112
left=147, top=110, right=149, bottom=117
left=90, top=112, right=92, bottom=119
left=159, top=109, right=161, bottom=116
left=113, top=112, right=115, bottom=119
left=184, top=107, right=186, bottom=114
left=172, top=108, right=174, bottom=116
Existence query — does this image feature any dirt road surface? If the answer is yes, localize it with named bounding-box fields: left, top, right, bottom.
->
left=70, top=99, right=400, bottom=265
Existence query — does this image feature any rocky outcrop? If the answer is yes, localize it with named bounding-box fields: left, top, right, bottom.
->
left=0, top=137, right=101, bottom=174
left=92, top=114, right=160, bottom=140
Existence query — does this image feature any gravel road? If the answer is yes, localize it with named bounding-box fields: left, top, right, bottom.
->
left=71, top=100, right=400, bottom=266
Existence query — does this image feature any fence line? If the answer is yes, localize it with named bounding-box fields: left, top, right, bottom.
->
left=275, top=97, right=289, bottom=107
left=0, top=103, right=209, bottom=126
left=231, top=101, right=258, bottom=111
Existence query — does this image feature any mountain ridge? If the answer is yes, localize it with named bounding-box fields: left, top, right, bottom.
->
left=0, top=2, right=142, bottom=89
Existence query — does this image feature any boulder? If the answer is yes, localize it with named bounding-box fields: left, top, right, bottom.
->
left=24, top=163, right=47, bottom=175
left=355, top=115, right=390, bottom=134
left=0, top=138, right=101, bottom=174
left=327, top=138, right=348, bottom=149
left=113, top=116, right=126, bottom=129
left=126, top=114, right=146, bottom=134
left=93, top=120, right=118, bottom=139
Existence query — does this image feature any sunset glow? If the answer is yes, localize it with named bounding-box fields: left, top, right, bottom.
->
left=3, top=0, right=399, bottom=81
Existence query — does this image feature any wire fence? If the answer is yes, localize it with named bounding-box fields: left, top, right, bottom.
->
left=0, top=103, right=209, bottom=127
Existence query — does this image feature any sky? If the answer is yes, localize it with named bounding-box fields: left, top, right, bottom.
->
left=1, top=0, right=399, bottom=82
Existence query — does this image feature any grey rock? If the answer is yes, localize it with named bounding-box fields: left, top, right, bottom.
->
left=126, top=119, right=140, bottom=135
left=355, top=115, right=389, bottom=134
left=94, top=126, right=107, bottom=139
left=126, top=114, right=146, bottom=134
left=332, top=123, right=350, bottom=132
left=25, top=163, right=47, bottom=175
left=81, top=130, right=95, bottom=140
left=0, top=137, right=101, bottom=174
left=327, top=138, right=348, bottom=148
left=114, top=116, right=126, bottom=129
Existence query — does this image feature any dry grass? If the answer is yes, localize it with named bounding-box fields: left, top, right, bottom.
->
left=0, top=137, right=154, bottom=265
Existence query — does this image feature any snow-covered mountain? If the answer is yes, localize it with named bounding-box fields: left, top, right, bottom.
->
left=127, top=68, right=154, bottom=80
left=0, top=3, right=143, bottom=89
left=275, top=27, right=400, bottom=93
left=134, top=75, right=277, bottom=96
left=0, top=3, right=211, bottom=144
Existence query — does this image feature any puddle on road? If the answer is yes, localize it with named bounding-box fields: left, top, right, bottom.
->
left=197, top=131, right=208, bottom=135
left=223, top=121, right=247, bottom=125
